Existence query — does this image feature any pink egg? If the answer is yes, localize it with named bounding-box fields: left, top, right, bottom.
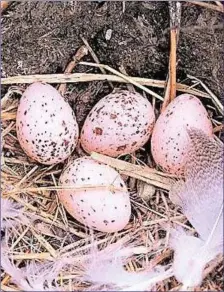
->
left=58, top=156, right=131, bottom=233
left=16, top=82, right=79, bottom=165
left=80, top=90, right=155, bottom=157
left=151, top=94, right=213, bottom=175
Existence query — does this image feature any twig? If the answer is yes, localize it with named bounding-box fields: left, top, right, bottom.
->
left=14, top=165, right=39, bottom=188
left=169, top=27, right=177, bottom=102
left=0, top=285, right=19, bottom=292
left=187, top=74, right=223, bottom=115
left=162, top=2, right=181, bottom=112
left=203, top=254, right=223, bottom=277
left=149, top=249, right=172, bottom=268
left=80, top=62, right=164, bottom=101
left=9, top=252, right=53, bottom=261
left=57, top=45, right=88, bottom=96
left=31, top=229, right=57, bottom=258
left=9, top=227, right=30, bottom=251
left=213, top=124, right=223, bottom=133
left=169, top=1, right=181, bottom=101
left=215, top=1, right=224, bottom=9
left=7, top=194, right=87, bottom=238
left=1, top=112, right=17, bottom=121
left=1, top=73, right=210, bottom=98
left=80, top=35, right=113, bottom=89
left=3, top=184, right=124, bottom=196
left=2, top=121, right=15, bottom=137
left=162, top=78, right=171, bottom=112
left=91, top=152, right=176, bottom=191
left=119, top=64, right=135, bottom=92
left=188, top=1, right=224, bottom=13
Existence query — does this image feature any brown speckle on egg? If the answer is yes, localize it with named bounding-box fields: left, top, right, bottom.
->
left=93, top=127, right=103, bottom=135
left=16, top=82, right=79, bottom=165
left=151, top=94, right=213, bottom=175
left=58, top=156, right=131, bottom=233
left=80, top=90, right=155, bottom=157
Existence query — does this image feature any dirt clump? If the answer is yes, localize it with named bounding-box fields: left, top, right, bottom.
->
left=2, top=1, right=223, bottom=97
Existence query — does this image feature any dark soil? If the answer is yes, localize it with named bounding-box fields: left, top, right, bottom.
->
left=1, top=1, right=223, bottom=124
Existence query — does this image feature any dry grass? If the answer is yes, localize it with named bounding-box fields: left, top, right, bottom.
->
left=1, top=72, right=212, bottom=99
left=1, top=65, right=223, bottom=290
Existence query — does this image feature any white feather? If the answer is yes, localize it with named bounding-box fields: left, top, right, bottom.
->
left=38, top=235, right=173, bottom=291
left=42, top=235, right=149, bottom=276
left=1, top=248, right=31, bottom=290
left=1, top=243, right=61, bottom=291
left=77, top=237, right=173, bottom=291
left=1, top=231, right=173, bottom=291
left=169, top=128, right=224, bottom=288
left=1, top=198, right=35, bottom=230
left=83, top=257, right=173, bottom=291
left=21, top=260, right=62, bottom=291
left=119, top=267, right=174, bottom=291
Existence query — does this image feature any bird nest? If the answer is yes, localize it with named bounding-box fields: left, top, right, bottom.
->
left=1, top=2, right=223, bottom=291
left=1, top=67, right=223, bottom=292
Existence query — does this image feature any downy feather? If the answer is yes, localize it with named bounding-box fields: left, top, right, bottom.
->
left=77, top=236, right=173, bottom=291
left=1, top=230, right=173, bottom=291
left=38, top=235, right=172, bottom=291
left=40, top=235, right=149, bottom=278
left=84, top=258, right=173, bottom=291
left=1, top=241, right=61, bottom=291
left=1, top=198, right=35, bottom=230
left=169, top=128, right=223, bottom=288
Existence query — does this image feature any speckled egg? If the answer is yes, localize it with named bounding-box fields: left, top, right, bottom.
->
left=151, top=94, right=213, bottom=175
left=16, top=82, right=79, bottom=165
left=58, top=156, right=131, bottom=233
left=80, top=90, right=155, bottom=157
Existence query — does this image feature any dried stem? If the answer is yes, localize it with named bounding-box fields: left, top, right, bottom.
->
left=169, top=28, right=177, bottom=102
left=9, top=252, right=52, bottom=261
left=1, top=73, right=210, bottom=98
left=91, top=152, right=176, bottom=191
left=188, top=1, right=224, bottom=13
left=162, top=2, right=181, bottom=112
left=215, top=1, right=223, bottom=9
left=213, top=124, right=223, bottom=133
left=7, top=194, right=88, bottom=238
left=57, top=45, right=88, bottom=96
left=187, top=74, right=223, bottom=115
left=80, top=35, right=114, bottom=88
left=80, top=61, right=164, bottom=101
left=0, top=285, right=19, bottom=292
left=3, top=184, right=124, bottom=196
left=1, top=112, right=17, bottom=121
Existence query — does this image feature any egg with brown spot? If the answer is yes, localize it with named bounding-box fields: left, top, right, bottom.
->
left=58, top=156, right=131, bottom=233
left=151, top=94, right=213, bottom=175
left=16, top=82, right=79, bottom=165
left=80, top=90, right=155, bottom=157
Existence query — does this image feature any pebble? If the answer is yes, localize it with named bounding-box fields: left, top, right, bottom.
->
left=105, top=29, right=113, bottom=41
left=137, top=181, right=156, bottom=202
